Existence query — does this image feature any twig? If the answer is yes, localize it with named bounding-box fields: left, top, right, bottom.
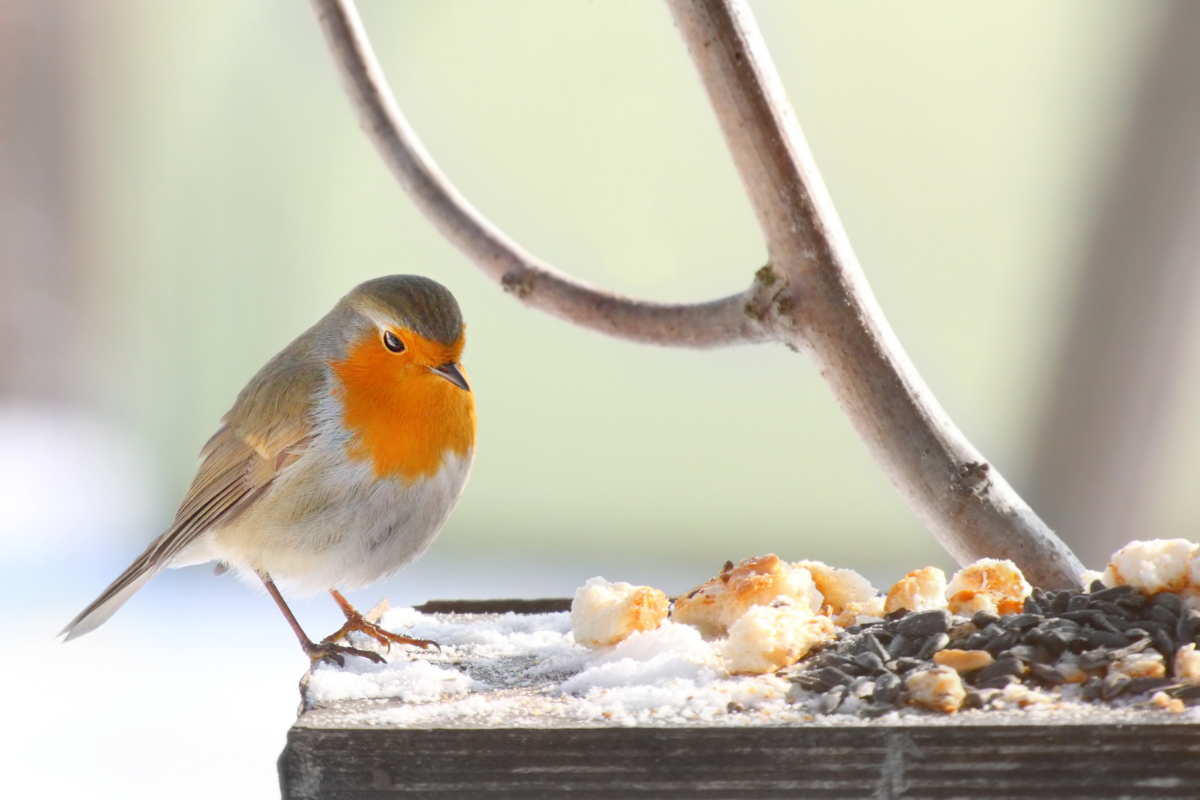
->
left=308, top=0, right=769, bottom=349
left=309, top=0, right=1086, bottom=588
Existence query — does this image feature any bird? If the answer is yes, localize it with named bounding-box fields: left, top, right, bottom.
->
left=61, top=274, right=476, bottom=664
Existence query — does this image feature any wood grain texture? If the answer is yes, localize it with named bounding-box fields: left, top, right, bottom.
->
left=413, top=598, right=573, bottom=615
left=280, top=722, right=1200, bottom=799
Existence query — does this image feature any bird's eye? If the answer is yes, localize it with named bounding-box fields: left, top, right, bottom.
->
left=383, top=331, right=405, bottom=353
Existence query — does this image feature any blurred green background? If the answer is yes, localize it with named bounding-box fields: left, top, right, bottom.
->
left=71, top=0, right=1171, bottom=579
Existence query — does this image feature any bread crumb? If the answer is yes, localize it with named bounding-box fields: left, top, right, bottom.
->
left=946, top=559, right=1031, bottom=616
left=904, top=666, right=965, bottom=713
left=1175, top=643, right=1200, bottom=684
left=933, top=649, right=994, bottom=673
left=884, top=567, right=947, bottom=614
left=1055, top=655, right=1091, bottom=684
left=724, top=599, right=835, bottom=675
left=794, top=560, right=877, bottom=616
left=672, top=555, right=823, bottom=638
left=832, top=595, right=887, bottom=628
left=1103, top=539, right=1197, bottom=594
left=1108, top=651, right=1166, bottom=680
left=570, top=577, right=669, bottom=648
left=1151, top=691, right=1186, bottom=714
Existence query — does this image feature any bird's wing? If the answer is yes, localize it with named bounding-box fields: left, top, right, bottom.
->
left=61, top=346, right=325, bottom=640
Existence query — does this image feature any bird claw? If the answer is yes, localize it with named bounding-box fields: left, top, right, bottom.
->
left=320, top=614, right=439, bottom=653
left=303, top=640, right=387, bottom=666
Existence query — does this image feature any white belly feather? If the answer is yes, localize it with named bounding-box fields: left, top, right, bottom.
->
left=171, top=390, right=473, bottom=594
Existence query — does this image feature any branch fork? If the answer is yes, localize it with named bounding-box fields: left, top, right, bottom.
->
left=309, top=0, right=1086, bottom=588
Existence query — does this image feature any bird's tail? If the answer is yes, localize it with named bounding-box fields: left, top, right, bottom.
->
left=60, top=548, right=166, bottom=641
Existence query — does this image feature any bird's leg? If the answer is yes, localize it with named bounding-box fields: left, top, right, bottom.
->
left=258, top=572, right=384, bottom=666
left=321, top=588, right=439, bottom=651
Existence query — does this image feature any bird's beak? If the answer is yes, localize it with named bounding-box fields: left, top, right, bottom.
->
left=430, top=362, right=470, bottom=391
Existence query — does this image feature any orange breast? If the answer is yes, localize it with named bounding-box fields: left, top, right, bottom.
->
left=330, top=332, right=476, bottom=483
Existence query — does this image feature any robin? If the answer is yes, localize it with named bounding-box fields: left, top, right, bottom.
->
left=61, top=275, right=476, bottom=664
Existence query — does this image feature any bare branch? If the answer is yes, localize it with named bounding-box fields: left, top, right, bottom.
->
left=309, top=0, right=1087, bottom=588
left=308, top=0, right=769, bottom=349
left=665, top=0, right=1084, bottom=587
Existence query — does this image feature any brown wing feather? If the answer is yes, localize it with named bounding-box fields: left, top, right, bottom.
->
left=62, top=331, right=326, bottom=640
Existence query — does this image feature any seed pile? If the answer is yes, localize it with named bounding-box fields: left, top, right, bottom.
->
left=787, top=583, right=1200, bottom=716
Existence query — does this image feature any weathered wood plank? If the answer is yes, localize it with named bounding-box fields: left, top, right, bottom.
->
left=279, top=723, right=1200, bottom=799
left=413, top=598, right=572, bottom=614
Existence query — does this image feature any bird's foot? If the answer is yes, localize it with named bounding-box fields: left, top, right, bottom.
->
left=302, top=639, right=387, bottom=667
left=320, top=613, right=439, bottom=653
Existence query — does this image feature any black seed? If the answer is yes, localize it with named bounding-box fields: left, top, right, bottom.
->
left=964, top=688, right=1001, bottom=709
left=976, top=674, right=1018, bottom=690
left=1093, top=601, right=1137, bottom=621
left=872, top=672, right=902, bottom=705
left=861, top=631, right=891, bottom=663
left=1028, top=662, right=1065, bottom=685
left=1066, top=593, right=1090, bottom=612
left=1022, top=595, right=1044, bottom=615
left=985, top=629, right=1019, bottom=657
left=1116, top=591, right=1148, bottom=611
left=916, top=633, right=950, bottom=660
left=1007, top=644, right=1052, bottom=664
left=893, top=658, right=926, bottom=674
left=1088, top=585, right=1136, bottom=603
left=884, top=609, right=910, bottom=623
left=1049, top=591, right=1071, bottom=614
left=1002, top=613, right=1040, bottom=631
left=1169, top=684, right=1200, bottom=701
left=1127, top=677, right=1174, bottom=696
left=1077, top=650, right=1113, bottom=671
left=1040, top=617, right=1081, bottom=631
left=847, top=676, right=875, bottom=698
left=791, top=673, right=825, bottom=691
left=1108, top=637, right=1153, bottom=661
left=887, top=634, right=915, bottom=659
left=1089, top=579, right=1107, bottom=594
left=972, top=611, right=1001, bottom=629
left=1081, top=630, right=1132, bottom=650
left=1081, top=676, right=1104, bottom=701
left=1089, top=615, right=1125, bottom=635
left=1148, top=605, right=1180, bottom=628
left=1042, top=630, right=1073, bottom=657
left=975, top=657, right=1025, bottom=684
left=1032, top=587, right=1050, bottom=607
left=1177, top=610, right=1200, bottom=644
left=1059, top=610, right=1105, bottom=626
left=1152, top=628, right=1176, bottom=661
left=854, top=652, right=884, bottom=674
left=871, top=628, right=895, bottom=644
left=816, top=667, right=856, bottom=690
left=1150, top=593, right=1184, bottom=615
left=829, top=655, right=865, bottom=674
left=897, top=609, right=952, bottom=638
left=816, top=686, right=845, bottom=714
left=1021, top=628, right=1045, bottom=648
left=1102, top=616, right=1139, bottom=632
left=1129, top=619, right=1168, bottom=639
left=1102, top=673, right=1131, bottom=700
left=843, top=625, right=863, bottom=636
left=980, top=623, right=1006, bottom=641
left=961, top=633, right=990, bottom=651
